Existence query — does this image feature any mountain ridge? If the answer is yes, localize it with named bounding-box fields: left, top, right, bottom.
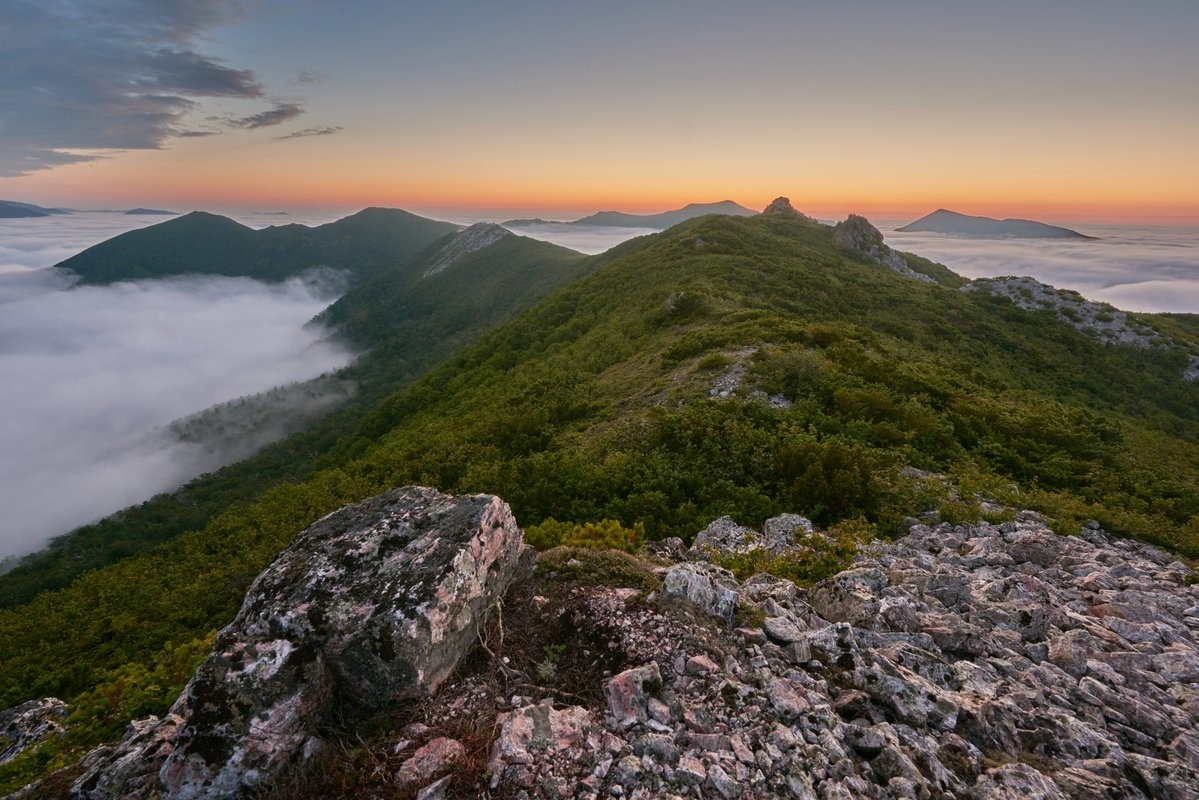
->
left=504, top=199, right=756, bottom=229
left=56, top=208, right=461, bottom=285
left=0, top=200, right=68, bottom=218
left=897, top=208, right=1095, bottom=239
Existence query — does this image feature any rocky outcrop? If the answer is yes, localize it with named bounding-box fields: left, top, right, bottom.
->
left=690, top=513, right=815, bottom=557
left=0, top=698, right=68, bottom=765
left=25, top=497, right=1199, bottom=799
left=967, top=275, right=1159, bottom=347
left=761, top=196, right=808, bottom=218
left=965, top=276, right=1199, bottom=380
left=834, top=214, right=935, bottom=283
left=65, top=486, right=529, bottom=799
left=422, top=223, right=511, bottom=277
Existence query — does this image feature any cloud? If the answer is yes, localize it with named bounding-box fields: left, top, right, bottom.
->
left=275, top=125, right=344, bottom=140
left=292, top=70, right=326, bottom=84
left=0, top=268, right=352, bottom=560
left=0, top=0, right=313, bottom=175
left=229, top=102, right=305, bottom=129
left=500, top=223, right=655, bottom=255
left=883, top=225, right=1199, bottom=314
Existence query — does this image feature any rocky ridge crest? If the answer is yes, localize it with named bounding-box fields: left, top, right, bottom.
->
left=422, top=223, right=512, bottom=277
left=965, top=275, right=1199, bottom=380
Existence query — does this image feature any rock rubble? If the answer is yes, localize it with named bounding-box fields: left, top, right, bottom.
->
left=485, top=511, right=1199, bottom=799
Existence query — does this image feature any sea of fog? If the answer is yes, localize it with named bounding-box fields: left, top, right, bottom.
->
left=880, top=222, right=1199, bottom=315
left=1, top=211, right=1196, bottom=563
left=0, top=211, right=351, bottom=561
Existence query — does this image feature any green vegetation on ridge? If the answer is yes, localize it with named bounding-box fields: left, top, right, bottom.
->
left=2, top=210, right=1197, bottom=791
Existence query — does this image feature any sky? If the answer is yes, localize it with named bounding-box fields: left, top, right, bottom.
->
left=1, top=0, right=1197, bottom=223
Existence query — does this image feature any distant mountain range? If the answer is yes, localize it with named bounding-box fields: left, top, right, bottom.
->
left=124, top=208, right=176, bottom=216
left=897, top=209, right=1094, bottom=239
left=57, top=208, right=462, bottom=284
left=0, top=200, right=69, bottom=218
left=504, top=200, right=756, bottom=229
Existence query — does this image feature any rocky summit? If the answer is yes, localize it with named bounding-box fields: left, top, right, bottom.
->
left=8, top=492, right=1199, bottom=799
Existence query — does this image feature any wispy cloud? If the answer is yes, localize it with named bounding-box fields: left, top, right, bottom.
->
left=0, top=1, right=314, bottom=175
left=229, top=102, right=306, bottom=130
left=275, top=125, right=343, bottom=140
left=292, top=70, right=326, bottom=84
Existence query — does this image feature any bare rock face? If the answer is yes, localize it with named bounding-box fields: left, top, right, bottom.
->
left=689, top=513, right=815, bottom=558
left=833, top=214, right=935, bottom=283
left=70, top=486, right=529, bottom=800
left=422, top=222, right=512, bottom=278
left=0, top=698, right=68, bottom=765
left=761, top=196, right=806, bottom=217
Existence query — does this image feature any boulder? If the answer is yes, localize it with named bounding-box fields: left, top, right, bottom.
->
left=488, top=700, right=592, bottom=788
left=0, top=698, right=68, bottom=766
left=689, top=513, right=815, bottom=558
left=605, top=663, right=663, bottom=728
left=661, top=562, right=740, bottom=627
left=70, top=487, right=529, bottom=800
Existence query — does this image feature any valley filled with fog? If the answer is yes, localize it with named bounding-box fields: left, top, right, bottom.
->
left=0, top=212, right=352, bottom=560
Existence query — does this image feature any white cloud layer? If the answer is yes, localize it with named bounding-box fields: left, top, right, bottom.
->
left=0, top=216, right=351, bottom=559
left=499, top=223, right=657, bottom=255
left=883, top=223, right=1199, bottom=314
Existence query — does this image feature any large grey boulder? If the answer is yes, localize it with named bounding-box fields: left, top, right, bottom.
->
left=70, top=486, right=530, bottom=800
left=689, top=513, right=815, bottom=558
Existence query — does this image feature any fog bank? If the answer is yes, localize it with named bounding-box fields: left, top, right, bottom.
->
left=884, top=224, right=1199, bottom=314
left=0, top=268, right=351, bottom=559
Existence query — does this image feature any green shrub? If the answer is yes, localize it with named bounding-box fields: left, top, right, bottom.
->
left=524, top=518, right=643, bottom=552
left=938, top=499, right=983, bottom=526
left=696, top=352, right=733, bottom=371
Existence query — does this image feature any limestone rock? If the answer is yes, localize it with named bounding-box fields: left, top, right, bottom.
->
left=488, top=701, right=592, bottom=789
left=605, top=663, right=663, bottom=728
left=0, top=698, right=68, bottom=766
left=70, top=486, right=529, bottom=800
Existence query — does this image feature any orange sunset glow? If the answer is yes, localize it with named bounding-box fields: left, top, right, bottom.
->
left=2, top=2, right=1195, bottom=224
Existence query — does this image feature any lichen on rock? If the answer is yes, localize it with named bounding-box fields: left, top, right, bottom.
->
left=66, top=486, right=530, bottom=800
